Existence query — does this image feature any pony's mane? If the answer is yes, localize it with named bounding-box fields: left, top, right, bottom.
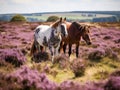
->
left=51, top=20, right=60, bottom=29
left=72, top=22, right=89, bottom=33
left=72, top=22, right=80, bottom=27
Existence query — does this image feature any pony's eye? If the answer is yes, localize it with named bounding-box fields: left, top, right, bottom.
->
left=88, top=30, right=90, bottom=33
left=55, top=30, right=57, bottom=33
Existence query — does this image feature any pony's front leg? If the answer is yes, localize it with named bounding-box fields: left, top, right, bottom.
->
left=68, top=44, right=72, bottom=57
left=76, top=42, right=79, bottom=58
left=54, top=42, right=61, bottom=56
left=54, top=46, right=59, bottom=56
left=49, top=45, right=54, bottom=63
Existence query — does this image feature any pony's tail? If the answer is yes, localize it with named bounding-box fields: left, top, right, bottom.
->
left=30, top=40, right=36, bottom=56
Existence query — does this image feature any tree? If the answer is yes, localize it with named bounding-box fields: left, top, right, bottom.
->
left=10, top=14, right=27, bottom=22
left=46, top=16, right=59, bottom=22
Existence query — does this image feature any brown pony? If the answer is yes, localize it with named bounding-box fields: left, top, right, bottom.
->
left=60, top=18, right=92, bottom=57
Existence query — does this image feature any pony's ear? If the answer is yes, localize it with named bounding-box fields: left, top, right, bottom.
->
left=64, top=17, right=66, bottom=21
left=87, top=25, right=90, bottom=28
left=87, top=25, right=91, bottom=29
left=79, top=26, right=84, bottom=32
left=59, top=17, right=62, bottom=22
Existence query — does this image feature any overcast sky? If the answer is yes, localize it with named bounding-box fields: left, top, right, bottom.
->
left=0, top=0, right=120, bottom=14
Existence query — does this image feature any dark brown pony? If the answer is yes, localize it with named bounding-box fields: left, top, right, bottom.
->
left=60, top=18, right=92, bottom=57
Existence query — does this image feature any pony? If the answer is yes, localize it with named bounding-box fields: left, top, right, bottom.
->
left=30, top=17, right=68, bottom=62
left=59, top=18, right=92, bottom=57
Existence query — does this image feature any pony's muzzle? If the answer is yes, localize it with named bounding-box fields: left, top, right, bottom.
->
left=87, top=42, right=92, bottom=45
left=65, top=34, right=68, bottom=38
left=65, top=33, right=68, bottom=38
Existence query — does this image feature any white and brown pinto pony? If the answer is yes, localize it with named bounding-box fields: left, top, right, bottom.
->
left=30, top=18, right=68, bottom=62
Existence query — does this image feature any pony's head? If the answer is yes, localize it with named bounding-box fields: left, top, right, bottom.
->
left=72, top=22, right=91, bottom=45
left=51, top=17, right=68, bottom=37
left=80, top=25, right=92, bottom=45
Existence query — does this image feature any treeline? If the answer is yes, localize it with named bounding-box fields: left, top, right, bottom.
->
left=92, top=16, right=119, bottom=22
left=71, top=11, right=120, bottom=16
left=67, top=16, right=119, bottom=22
left=0, top=13, right=120, bottom=22
left=0, top=15, right=13, bottom=21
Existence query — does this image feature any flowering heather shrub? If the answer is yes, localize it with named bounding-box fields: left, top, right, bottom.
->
left=29, top=22, right=40, bottom=30
left=54, top=54, right=70, bottom=69
left=83, top=81, right=104, bottom=90
left=71, top=59, right=86, bottom=77
left=114, top=38, right=120, bottom=44
left=59, top=80, right=84, bottom=90
left=104, top=76, right=120, bottom=90
left=1, top=66, right=120, bottom=90
left=31, top=51, right=51, bottom=63
left=110, top=70, right=120, bottom=77
left=0, top=48, right=26, bottom=67
left=88, top=47, right=119, bottom=61
left=104, top=48, right=119, bottom=60
left=59, top=80, right=104, bottom=90
left=109, top=52, right=119, bottom=60
left=103, top=35, right=113, bottom=40
left=88, top=48, right=105, bottom=61
left=0, top=59, right=8, bottom=67
left=0, top=72, right=21, bottom=90
left=6, top=65, right=58, bottom=90
left=21, top=48, right=28, bottom=55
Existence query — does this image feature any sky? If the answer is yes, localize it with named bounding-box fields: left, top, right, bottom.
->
left=0, top=0, right=120, bottom=14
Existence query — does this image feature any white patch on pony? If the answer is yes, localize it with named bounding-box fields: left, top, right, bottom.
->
left=61, top=23, right=68, bottom=37
left=35, top=25, right=52, bottom=47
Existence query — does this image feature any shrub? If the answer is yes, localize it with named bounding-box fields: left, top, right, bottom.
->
left=104, top=48, right=119, bottom=60
left=31, top=51, right=51, bottom=63
left=71, top=59, right=86, bottom=77
left=46, top=16, right=59, bottom=22
left=6, top=65, right=58, bottom=90
left=103, top=35, right=112, bottom=40
left=88, top=49, right=105, bottom=61
left=59, top=80, right=104, bottom=90
left=10, top=14, right=27, bottom=22
left=114, top=38, right=120, bottom=43
left=110, top=70, right=120, bottom=77
left=53, top=54, right=70, bottom=69
left=59, top=80, right=84, bottom=90
left=104, top=76, right=120, bottom=90
left=0, top=48, right=26, bottom=67
left=84, top=81, right=104, bottom=90
left=0, top=72, right=21, bottom=90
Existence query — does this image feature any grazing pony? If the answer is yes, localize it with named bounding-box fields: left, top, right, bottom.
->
left=60, top=18, right=92, bottom=57
left=30, top=18, right=68, bottom=62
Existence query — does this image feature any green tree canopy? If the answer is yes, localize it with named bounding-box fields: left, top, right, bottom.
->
left=10, top=14, right=27, bottom=22
left=46, top=16, right=59, bottom=22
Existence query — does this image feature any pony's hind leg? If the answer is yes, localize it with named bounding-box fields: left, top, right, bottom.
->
left=36, top=44, right=42, bottom=52
left=63, top=43, right=67, bottom=54
left=68, top=44, right=72, bottom=57
left=58, top=41, right=63, bottom=53
left=76, top=43, right=79, bottom=58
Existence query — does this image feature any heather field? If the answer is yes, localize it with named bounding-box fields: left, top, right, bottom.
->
left=0, top=22, right=120, bottom=90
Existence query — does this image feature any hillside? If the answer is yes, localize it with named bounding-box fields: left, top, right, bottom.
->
left=0, top=22, right=120, bottom=89
left=0, top=11, right=120, bottom=22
